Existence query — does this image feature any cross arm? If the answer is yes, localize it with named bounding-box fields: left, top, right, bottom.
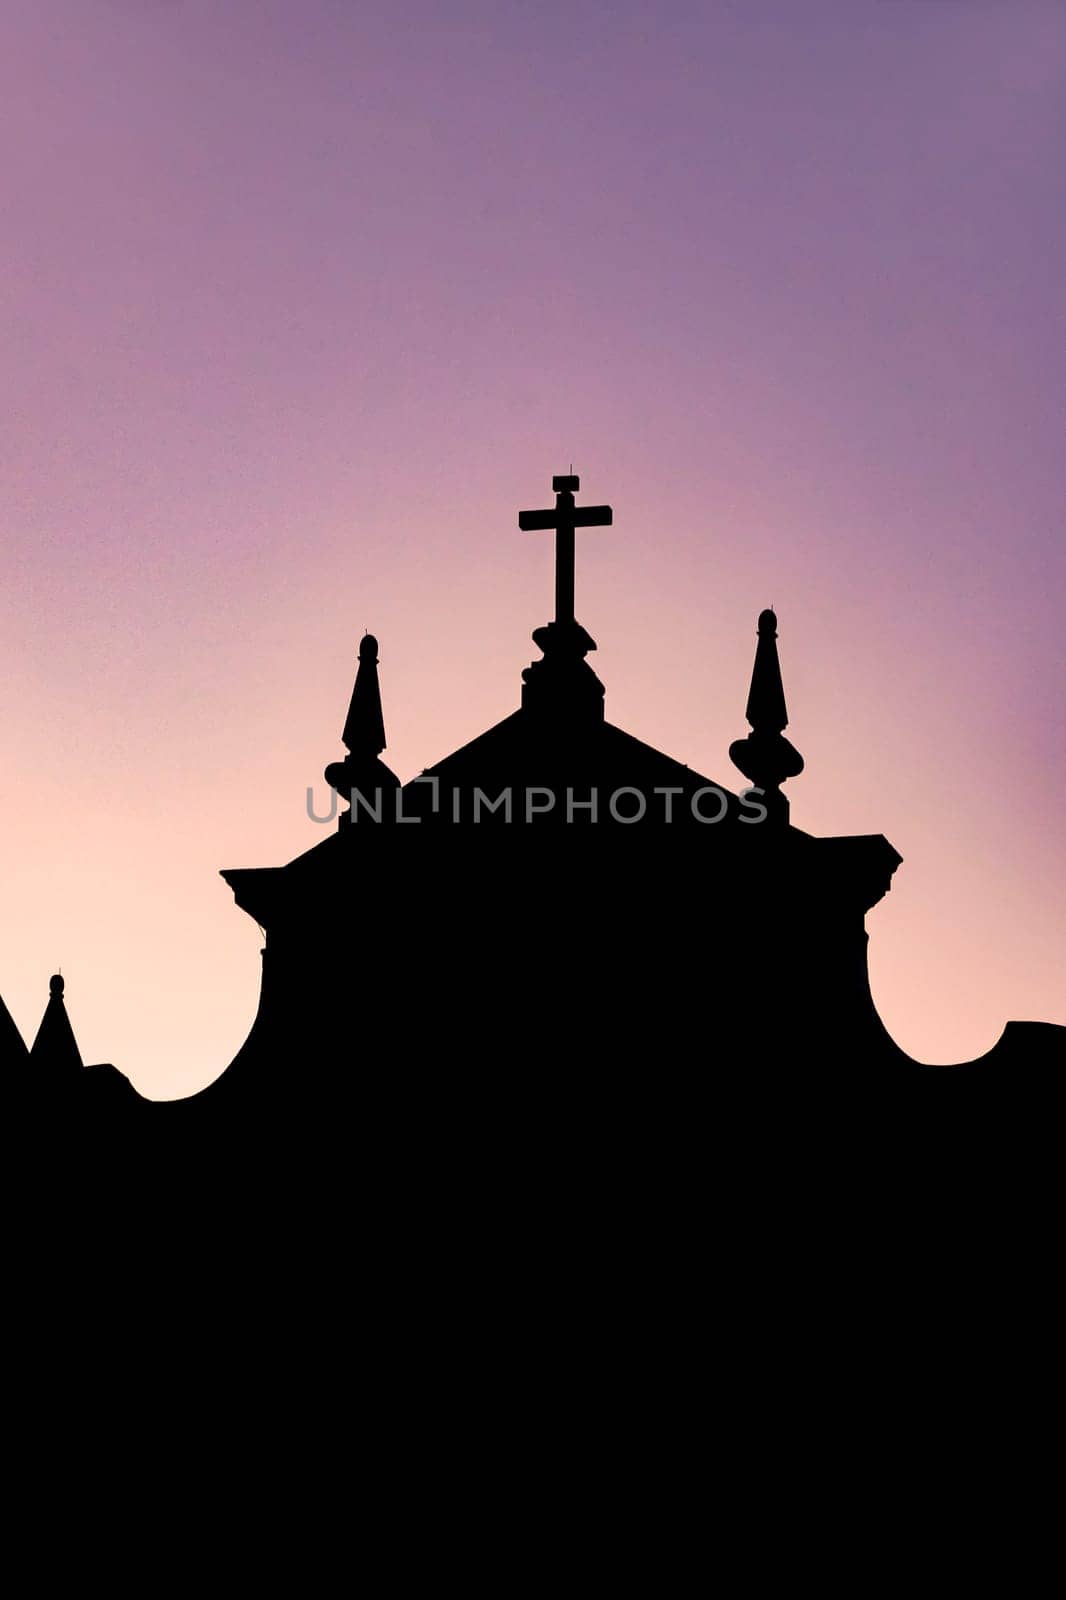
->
left=518, top=505, right=613, bottom=530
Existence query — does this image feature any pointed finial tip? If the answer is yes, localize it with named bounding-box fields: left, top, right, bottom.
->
left=49, top=974, right=64, bottom=998
left=359, top=634, right=379, bottom=661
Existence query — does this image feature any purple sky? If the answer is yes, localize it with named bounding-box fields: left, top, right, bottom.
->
left=2, top=1, right=1064, bottom=1096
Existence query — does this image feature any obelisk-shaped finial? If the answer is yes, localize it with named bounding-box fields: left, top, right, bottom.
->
left=30, top=973, right=84, bottom=1076
left=729, top=609, right=804, bottom=824
left=325, top=633, right=399, bottom=822
left=342, top=633, right=388, bottom=757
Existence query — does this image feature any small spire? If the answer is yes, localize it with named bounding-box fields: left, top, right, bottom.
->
left=325, top=631, right=399, bottom=820
left=729, top=608, right=804, bottom=823
left=745, top=609, right=789, bottom=731
left=30, top=971, right=84, bottom=1076
left=341, top=634, right=387, bottom=757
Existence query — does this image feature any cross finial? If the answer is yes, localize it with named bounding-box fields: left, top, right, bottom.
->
left=518, top=473, right=613, bottom=626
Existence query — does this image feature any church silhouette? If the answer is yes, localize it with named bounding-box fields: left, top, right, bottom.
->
left=4, top=474, right=1063, bottom=1142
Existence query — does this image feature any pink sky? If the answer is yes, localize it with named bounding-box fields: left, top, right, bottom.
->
left=2, top=1, right=1063, bottom=1098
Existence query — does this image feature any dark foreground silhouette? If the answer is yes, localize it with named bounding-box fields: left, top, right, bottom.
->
left=5, top=475, right=1063, bottom=1212
left=8, top=478, right=1061, bottom=1573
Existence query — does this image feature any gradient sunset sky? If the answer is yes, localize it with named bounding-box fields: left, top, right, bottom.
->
left=2, top=0, right=1063, bottom=1099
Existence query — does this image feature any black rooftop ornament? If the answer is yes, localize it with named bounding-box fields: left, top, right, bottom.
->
left=518, top=473, right=612, bottom=628
left=325, top=632, right=400, bottom=818
left=729, top=608, right=805, bottom=824
left=518, top=473, right=613, bottom=724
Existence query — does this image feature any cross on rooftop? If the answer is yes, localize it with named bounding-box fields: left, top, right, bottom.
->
left=518, top=474, right=612, bottom=626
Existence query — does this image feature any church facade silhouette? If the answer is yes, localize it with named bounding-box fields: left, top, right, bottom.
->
left=4, top=474, right=1062, bottom=1132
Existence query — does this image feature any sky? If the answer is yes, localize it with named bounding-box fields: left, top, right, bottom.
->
left=1, top=0, right=1063, bottom=1099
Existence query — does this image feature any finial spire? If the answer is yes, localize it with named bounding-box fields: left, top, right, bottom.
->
left=30, top=970, right=84, bottom=1075
left=341, top=633, right=387, bottom=757
left=729, top=608, right=804, bottom=824
left=325, top=632, right=399, bottom=820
